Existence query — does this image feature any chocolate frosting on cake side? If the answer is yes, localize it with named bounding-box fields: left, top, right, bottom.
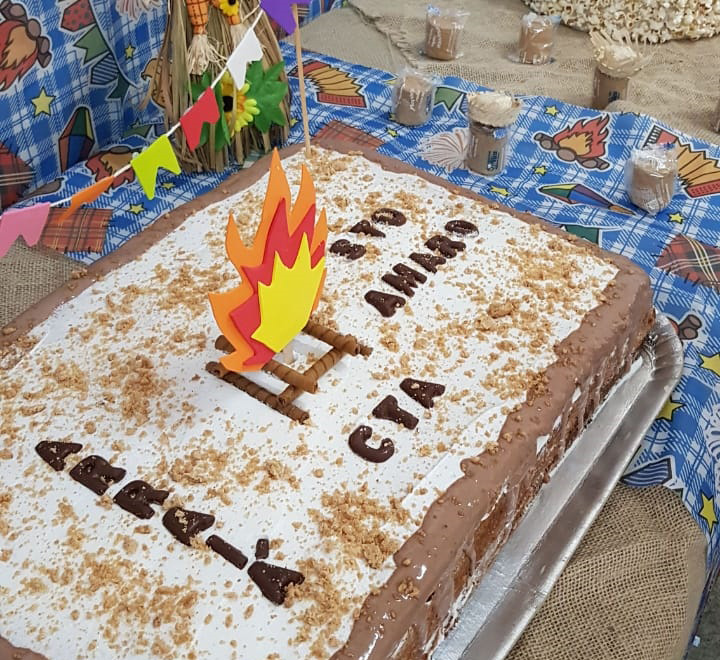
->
left=0, top=140, right=654, bottom=660
left=0, top=637, right=48, bottom=660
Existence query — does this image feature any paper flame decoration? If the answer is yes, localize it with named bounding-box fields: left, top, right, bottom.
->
left=209, top=150, right=328, bottom=372
left=553, top=116, right=609, bottom=160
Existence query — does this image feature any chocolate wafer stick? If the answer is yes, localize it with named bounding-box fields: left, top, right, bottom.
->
left=205, top=362, right=309, bottom=424
left=214, top=336, right=316, bottom=393
left=264, top=359, right=317, bottom=393
left=306, top=347, right=344, bottom=381
left=215, top=335, right=234, bottom=352
left=303, top=320, right=372, bottom=357
left=278, top=348, right=345, bottom=407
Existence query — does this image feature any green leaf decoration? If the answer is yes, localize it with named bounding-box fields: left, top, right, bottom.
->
left=245, top=60, right=289, bottom=134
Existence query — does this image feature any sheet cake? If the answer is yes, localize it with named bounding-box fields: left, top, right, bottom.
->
left=0, top=144, right=654, bottom=659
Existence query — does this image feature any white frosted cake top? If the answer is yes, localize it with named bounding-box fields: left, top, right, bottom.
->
left=0, top=147, right=617, bottom=659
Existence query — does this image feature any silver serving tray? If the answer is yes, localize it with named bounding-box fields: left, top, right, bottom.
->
left=433, top=313, right=684, bottom=660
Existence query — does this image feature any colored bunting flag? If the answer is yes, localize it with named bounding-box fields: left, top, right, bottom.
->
left=57, top=176, right=114, bottom=223
left=260, top=0, right=310, bottom=35
left=130, top=135, right=181, bottom=200
left=180, top=87, right=221, bottom=151
left=0, top=203, right=51, bottom=257
left=226, top=27, right=264, bottom=89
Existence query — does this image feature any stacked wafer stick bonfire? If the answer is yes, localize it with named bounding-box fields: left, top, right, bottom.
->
left=206, top=150, right=372, bottom=422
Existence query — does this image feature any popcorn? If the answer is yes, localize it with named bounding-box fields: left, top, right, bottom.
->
left=524, top=0, right=720, bottom=42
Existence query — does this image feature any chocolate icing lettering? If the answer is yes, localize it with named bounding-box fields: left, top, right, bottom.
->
left=445, top=220, right=478, bottom=236
left=365, top=290, right=406, bottom=317
left=409, top=252, right=446, bottom=273
left=348, top=425, right=395, bottom=463
left=69, top=455, right=126, bottom=495
left=425, top=235, right=466, bottom=258
left=248, top=561, right=305, bottom=605
left=382, top=263, right=426, bottom=297
left=114, top=480, right=169, bottom=519
left=371, top=208, right=406, bottom=226
left=207, top=535, right=249, bottom=570
left=35, top=441, right=82, bottom=471
left=330, top=239, right=366, bottom=260
left=255, top=538, right=270, bottom=559
left=400, top=378, right=446, bottom=409
left=372, top=395, right=419, bottom=430
left=393, top=263, right=427, bottom=284
left=350, top=220, right=385, bottom=237
left=162, top=507, right=215, bottom=546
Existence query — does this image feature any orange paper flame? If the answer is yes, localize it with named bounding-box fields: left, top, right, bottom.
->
left=209, top=150, right=328, bottom=372
left=554, top=116, right=609, bottom=159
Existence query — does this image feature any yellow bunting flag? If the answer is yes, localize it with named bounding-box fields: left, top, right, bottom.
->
left=130, top=135, right=181, bottom=200
left=57, top=176, right=114, bottom=224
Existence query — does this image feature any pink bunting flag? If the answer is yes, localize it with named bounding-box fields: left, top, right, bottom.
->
left=180, top=88, right=220, bottom=151
left=226, top=27, right=263, bottom=89
left=130, top=135, right=181, bottom=200
left=0, top=202, right=51, bottom=258
left=260, top=0, right=310, bottom=35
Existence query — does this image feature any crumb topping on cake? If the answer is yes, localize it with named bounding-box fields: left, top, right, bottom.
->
left=0, top=147, right=620, bottom=659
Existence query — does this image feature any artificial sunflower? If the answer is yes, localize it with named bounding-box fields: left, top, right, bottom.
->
left=221, top=73, right=260, bottom=133
left=217, top=0, right=240, bottom=18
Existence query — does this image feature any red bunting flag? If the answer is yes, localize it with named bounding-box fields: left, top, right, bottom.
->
left=0, top=202, right=51, bottom=257
left=130, top=135, right=181, bottom=200
left=180, top=87, right=221, bottom=151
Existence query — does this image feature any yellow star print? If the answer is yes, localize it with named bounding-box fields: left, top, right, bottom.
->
left=534, top=165, right=548, bottom=176
left=289, top=117, right=299, bottom=128
left=129, top=203, right=144, bottom=215
left=31, top=88, right=54, bottom=116
left=656, top=398, right=683, bottom=422
left=699, top=493, right=717, bottom=533
left=700, top=353, right=720, bottom=377
left=386, top=128, right=398, bottom=137
left=160, top=182, right=175, bottom=190
left=668, top=212, right=684, bottom=224
left=125, top=44, right=135, bottom=60
left=489, top=185, right=510, bottom=197
left=545, top=105, right=559, bottom=116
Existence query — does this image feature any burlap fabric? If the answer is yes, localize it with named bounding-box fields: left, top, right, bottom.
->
left=0, top=244, right=81, bottom=329
left=347, top=0, right=720, bottom=145
left=300, top=9, right=708, bottom=660
left=508, top=484, right=705, bottom=660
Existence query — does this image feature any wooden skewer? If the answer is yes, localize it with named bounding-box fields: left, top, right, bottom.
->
left=292, top=4, right=312, bottom=158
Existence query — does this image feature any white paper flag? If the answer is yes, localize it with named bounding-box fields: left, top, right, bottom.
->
left=227, top=28, right=263, bottom=89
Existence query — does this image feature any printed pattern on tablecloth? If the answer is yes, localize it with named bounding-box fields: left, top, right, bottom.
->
left=0, top=0, right=167, bottom=191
